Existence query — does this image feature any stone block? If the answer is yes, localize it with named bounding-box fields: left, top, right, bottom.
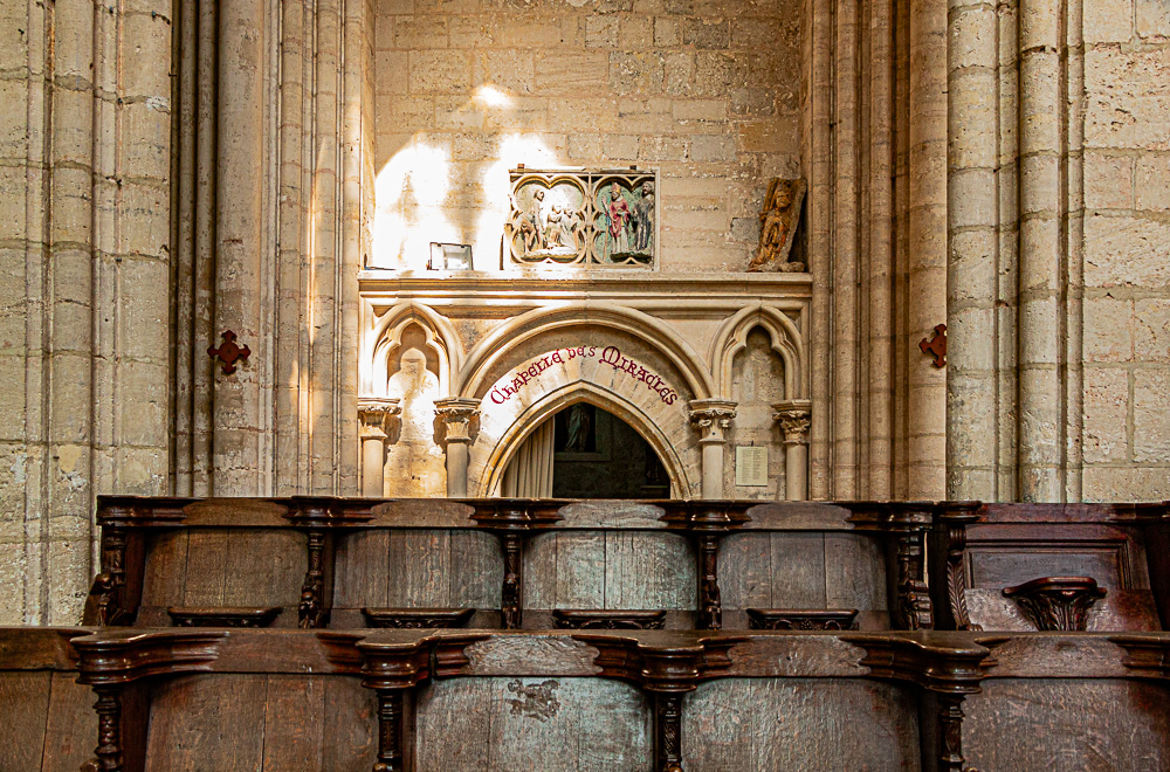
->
left=410, top=50, right=472, bottom=94
left=475, top=49, right=536, bottom=94
left=1134, top=369, right=1170, bottom=461
left=1083, top=0, right=1133, bottom=43
left=1135, top=154, right=1170, bottom=210
left=1083, top=296, right=1134, bottom=363
left=493, top=19, right=562, bottom=48
left=654, top=16, right=682, bottom=47
left=585, top=14, right=619, bottom=47
left=535, top=51, right=610, bottom=94
left=672, top=98, right=727, bottom=121
left=690, top=134, right=736, bottom=162
left=1084, top=466, right=1170, bottom=501
left=1136, top=0, right=1170, bottom=38
left=618, top=14, right=654, bottom=48
left=395, top=15, right=448, bottom=48
left=683, top=17, right=730, bottom=49
left=375, top=51, right=409, bottom=95
left=1134, top=297, right=1170, bottom=361
left=1084, top=151, right=1134, bottom=210
left=609, top=51, right=665, bottom=95
left=597, top=133, right=639, bottom=161
left=567, top=133, right=602, bottom=161
left=1083, top=213, right=1170, bottom=288
left=1083, top=366, right=1130, bottom=463
left=448, top=15, right=497, bottom=48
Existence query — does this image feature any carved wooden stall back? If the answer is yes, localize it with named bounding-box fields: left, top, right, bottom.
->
left=21, top=497, right=1162, bottom=771
left=929, top=502, right=1170, bottom=632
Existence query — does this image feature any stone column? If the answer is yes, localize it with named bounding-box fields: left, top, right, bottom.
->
left=435, top=398, right=480, bottom=497
left=946, top=0, right=1002, bottom=500
left=688, top=400, right=737, bottom=500
left=358, top=398, right=400, bottom=497
left=774, top=401, right=812, bottom=501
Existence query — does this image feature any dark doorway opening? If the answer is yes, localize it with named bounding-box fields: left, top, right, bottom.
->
left=550, top=404, right=670, bottom=498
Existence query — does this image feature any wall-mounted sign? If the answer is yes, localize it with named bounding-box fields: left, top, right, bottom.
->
left=488, top=345, right=679, bottom=406
left=735, top=446, right=768, bottom=487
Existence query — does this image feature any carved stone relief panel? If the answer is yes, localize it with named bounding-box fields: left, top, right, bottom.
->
left=505, top=168, right=657, bottom=267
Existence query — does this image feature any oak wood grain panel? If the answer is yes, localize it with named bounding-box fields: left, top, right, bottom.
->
left=260, top=675, right=325, bottom=771
left=40, top=671, right=97, bottom=772
left=556, top=501, right=666, bottom=528
left=718, top=533, right=773, bottom=613
left=145, top=674, right=268, bottom=770
left=967, top=546, right=1129, bottom=590
left=825, top=533, right=887, bottom=612
left=415, top=677, right=651, bottom=772
left=966, top=679, right=1170, bottom=771
left=555, top=532, right=607, bottom=609
left=682, top=678, right=920, bottom=771
left=222, top=530, right=305, bottom=609
left=178, top=530, right=232, bottom=606
left=0, top=672, right=50, bottom=771
left=769, top=532, right=828, bottom=608
left=139, top=530, right=191, bottom=609
left=333, top=530, right=390, bottom=608
left=321, top=677, right=378, bottom=772
left=523, top=533, right=559, bottom=610
left=387, top=530, right=451, bottom=606
left=448, top=530, right=502, bottom=608
left=604, top=531, right=693, bottom=610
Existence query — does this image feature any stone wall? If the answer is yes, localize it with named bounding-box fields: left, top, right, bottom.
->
left=370, top=0, right=803, bottom=272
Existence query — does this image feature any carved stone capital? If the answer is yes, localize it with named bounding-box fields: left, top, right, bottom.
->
left=772, top=399, right=812, bottom=445
left=688, top=399, right=737, bottom=444
left=434, top=397, right=481, bottom=444
left=358, top=397, right=401, bottom=441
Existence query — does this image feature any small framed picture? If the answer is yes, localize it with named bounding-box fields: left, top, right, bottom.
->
left=429, top=242, right=473, bottom=270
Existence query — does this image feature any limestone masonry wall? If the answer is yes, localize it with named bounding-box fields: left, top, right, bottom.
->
left=371, top=0, right=803, bottom=272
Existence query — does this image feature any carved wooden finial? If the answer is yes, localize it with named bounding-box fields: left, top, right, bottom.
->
left=208, top=330, right=251, bottom=375
left=919, top=323, right=947, bottom=367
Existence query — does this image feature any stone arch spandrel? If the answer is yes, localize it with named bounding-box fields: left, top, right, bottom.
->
left=454, top=303, right=715, bottom=400
left=709, top=304, right=806, bottom=399
left=466, top=349, right=701, bottom=499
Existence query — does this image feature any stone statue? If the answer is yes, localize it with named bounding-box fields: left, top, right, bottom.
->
left=388, top=347, right=439, bottom=442
left=748, top=177, right=806, bottom=272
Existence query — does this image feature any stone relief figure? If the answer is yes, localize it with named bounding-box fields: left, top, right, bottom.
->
left=632, top=181, right=654, bottom=252
left=506, top=170, right=655, bottom=266
left=748, top=177, right=807, bottom=272
left=605, top=182, right=633, bottom=258
left=388, top=347, right=439, bottom=442
left=565, top=403, right=593, bottom=452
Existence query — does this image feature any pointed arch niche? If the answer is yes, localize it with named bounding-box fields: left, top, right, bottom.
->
left=359, top=302, right=462, bottom=497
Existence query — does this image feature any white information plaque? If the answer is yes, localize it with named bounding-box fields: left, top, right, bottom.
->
left=735, top=446, right=768, bottom=487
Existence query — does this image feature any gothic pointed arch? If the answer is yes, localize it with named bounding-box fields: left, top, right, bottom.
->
left=473, top=381, right=695, bottom=498
left=453, top=303, right=716, bottom=401
left=709, top=304, right=806, bottom=399
left=364, top=301, right=462, bottom=396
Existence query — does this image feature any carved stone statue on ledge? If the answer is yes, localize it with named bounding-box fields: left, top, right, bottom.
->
left=748, top=177, right=806, bottom=272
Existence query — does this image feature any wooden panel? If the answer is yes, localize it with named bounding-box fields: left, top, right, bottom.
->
left=387, top=530, right=451, bottom=606
left=824, top=533, right=886, bottom=611
left=321, top=677, right=378, bottom=772
left=223, top=530, right=305, bottom=609
left=41, top=672, right=97, bottom=772
left=415, top=677, right=651, bottom=771
left=448, top=530, right=502, bottom=609
left=139, top=530, right=191, bottom=608
left=261, top=675, right=325, bottom=771
left=180, top=530, right=233, bottom=606
left=333, top=530, right=390, bottom=608
left=0, top=671, right=50, bottom=771
left=968, top=545, right=1128, bottom=590
left=683, top=678, right=920, bottom=770
left=718, top=533, right=773, bottom=611
left=966, top=679, right=1170, bottom=771
left=769, top=532, right=827, bottom=608
left=604, top=531, right=693, bottom=610
left=145, top=674, right=268, bottom=770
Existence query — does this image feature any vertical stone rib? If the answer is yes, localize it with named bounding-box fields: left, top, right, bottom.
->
left=1017, top=0, right=1064, bottom=501
left=832, top=0, right=860, bottom=499
left=47, top=0, right=96, bottom=622
left=213, top=0, right=268, bottom=495
left=275, top=0, right=307, bottom=496
left=892, top=0, right=911, bottom=497
left=906, top=0, right=948, bottom=499
left=191, top=0, right=219, bottom=496
left=1062, top=0, right=1083, bottom=501
left=806, top=0, right=834, bottom=500
left=947, top=0, right=1001, bottom=499
left=868, top=0, right=895, bottom=499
